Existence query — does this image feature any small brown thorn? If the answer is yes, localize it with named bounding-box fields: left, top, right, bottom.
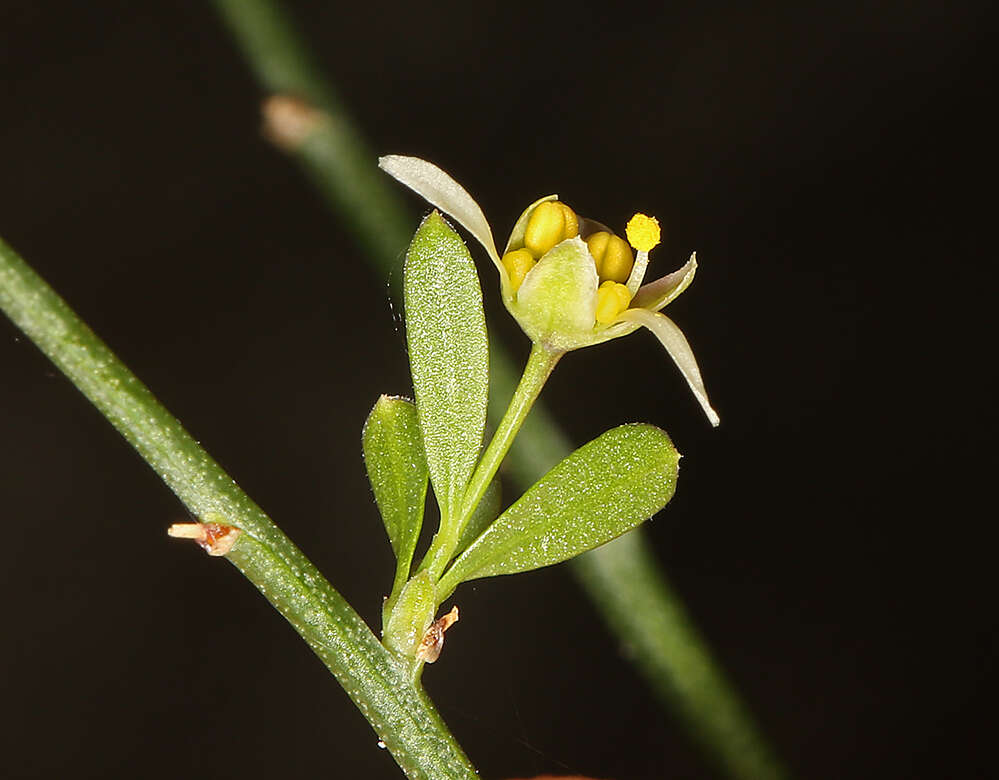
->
left=415, top=606, right=459, bottom=664
left=167, top=519, right=241, bottom=557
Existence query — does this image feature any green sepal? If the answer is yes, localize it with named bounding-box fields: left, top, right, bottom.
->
left=454, top=478, right=502, bottom=557
left=511, top=237, right=598, bottom=351
left=362, top=395, right=428, bottom=590
left=404, top=211, right=489, bottom=526
left=438, top=424, right=680, bottom=595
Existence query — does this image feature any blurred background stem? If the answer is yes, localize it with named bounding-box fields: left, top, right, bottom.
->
left=212, top=1, right=787, bottom=778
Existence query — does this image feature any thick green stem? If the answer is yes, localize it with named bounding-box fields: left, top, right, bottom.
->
left=0, top=237, right=477, bottom=780
left=420, top=342, right=561, bottom=581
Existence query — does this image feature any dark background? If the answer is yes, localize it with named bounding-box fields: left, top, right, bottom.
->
left=1, top=2, right=992, bottom=778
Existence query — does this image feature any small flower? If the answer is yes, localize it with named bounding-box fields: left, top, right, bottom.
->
left=379, top=155, right=719, bottom=426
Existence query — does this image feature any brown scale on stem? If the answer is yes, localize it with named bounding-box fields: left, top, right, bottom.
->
left=167, top=520, right=241, bottom=557
left=415, top=606, right=460, bottom=664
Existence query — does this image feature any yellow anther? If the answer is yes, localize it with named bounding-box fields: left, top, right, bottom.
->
left=586, top=232, right=609, bottom=275
left=501, top=248, right=536, bottom=292
left=556, top=202, right=579, bottom=239
left=585, top=231, right=634, bottom=283
left=595, top=280, right=633, bottom=324
left=524, top=200, right=578, bottom=257
left=625, top=213, right=661, bottom=252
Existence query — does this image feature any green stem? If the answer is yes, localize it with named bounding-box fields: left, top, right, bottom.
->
left=0, top=237, right=477, bottom=780
left=213, top=0, right=412, bottom=273
left=390, top=544, right=414, bottom=606
left=573, top=532, right=788, bottom=780
left=421, top=342, right=562, bottom=581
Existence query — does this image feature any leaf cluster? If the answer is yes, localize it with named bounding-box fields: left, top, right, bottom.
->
left=365, top=213, right=680, bottom=670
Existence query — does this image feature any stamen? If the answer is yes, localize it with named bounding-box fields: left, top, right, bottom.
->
left=501, top=249, right=536, bottom=292
left=625, top=250, right=650, bottom=297
left=524, top=201, right=577, bottom=257
left=595, top=281, right=632, bottom=324
left=585, top=231, right=633, bottom=283
left=556, top=202, right=579, bottom=239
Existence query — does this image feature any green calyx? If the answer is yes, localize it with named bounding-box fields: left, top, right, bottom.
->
left=506, top=237, right=600, bottom=352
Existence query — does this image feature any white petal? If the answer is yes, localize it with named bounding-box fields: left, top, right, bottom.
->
left=615, top=308, right=720, bottom=426
left=630, top=253, right=697, bottom=312
left=379, top=155, right=503, bottom=272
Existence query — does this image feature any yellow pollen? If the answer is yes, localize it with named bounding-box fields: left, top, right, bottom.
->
left=626, top=213, right=661, bottom=252
left=501, top=248, right=536, bottom=292
left=595, top=280, right=632, bottom=324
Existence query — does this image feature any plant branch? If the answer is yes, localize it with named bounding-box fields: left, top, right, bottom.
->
left=210, top=3, right=788, bottom=777
left=0, top=237, right=477, bottom=780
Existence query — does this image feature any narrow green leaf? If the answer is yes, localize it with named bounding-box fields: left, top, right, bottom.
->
left=438, top=424, right=680, bottom=593
left=404, top=211, right=489, bottom=524
left=362, top=395, right=428, bottom=586
left=454, top=478, right=501, bottom=556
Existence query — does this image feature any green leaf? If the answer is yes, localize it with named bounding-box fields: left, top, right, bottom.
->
left=438, top=424, right=680, bottom=594
left=454, top=478, right=501, bottom=556
left=404, top=211, right=489, bottom=524
left=362, top=395, right=429, bottom=587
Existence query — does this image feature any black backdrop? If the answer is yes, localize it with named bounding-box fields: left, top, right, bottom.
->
left=1, top=2, right=992, bottom=779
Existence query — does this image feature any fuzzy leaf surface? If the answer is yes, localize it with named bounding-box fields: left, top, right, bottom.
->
left=362, top=395, right=428, bottom=576
left=440, top=424, right=679, bottom=591
left=404, top=212, right=489, bottom=523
